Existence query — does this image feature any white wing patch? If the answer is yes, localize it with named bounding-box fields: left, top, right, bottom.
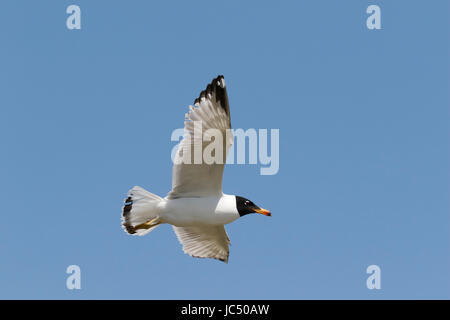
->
left=168, top=75, right=233, bottom=199
left=173, top=225, right=231, bottom=263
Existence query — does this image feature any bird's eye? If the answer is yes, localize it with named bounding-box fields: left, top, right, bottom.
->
left=245, top=201, right=250, bottom=205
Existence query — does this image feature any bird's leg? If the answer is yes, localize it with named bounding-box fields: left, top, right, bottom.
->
left=134, top=218, right=160, bottom=231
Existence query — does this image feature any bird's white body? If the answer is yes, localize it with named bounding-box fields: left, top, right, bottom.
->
left=159, top=194, right=239, bottom=227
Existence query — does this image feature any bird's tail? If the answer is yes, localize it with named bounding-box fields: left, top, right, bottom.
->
left=121, top=186, right=164, bottom=236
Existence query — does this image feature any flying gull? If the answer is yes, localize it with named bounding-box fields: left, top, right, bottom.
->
left=121, top=75, right=271, bottom=263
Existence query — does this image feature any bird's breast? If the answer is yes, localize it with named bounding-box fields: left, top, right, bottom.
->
left=160, top=195, right=238, bottom=227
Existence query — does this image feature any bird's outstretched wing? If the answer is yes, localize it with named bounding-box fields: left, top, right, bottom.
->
left=167, top=75, right=233, bottom=199
left=172, top=225, right=231, bottom=263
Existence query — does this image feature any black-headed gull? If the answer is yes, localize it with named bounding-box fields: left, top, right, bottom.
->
left=121, top=75, right=270, bottom=263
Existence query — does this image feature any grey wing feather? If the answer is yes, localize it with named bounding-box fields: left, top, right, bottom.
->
left=173, top=225, right=231, bottom=263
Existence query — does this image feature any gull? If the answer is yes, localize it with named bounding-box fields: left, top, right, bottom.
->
left=121, top=75, right=271, bottom=263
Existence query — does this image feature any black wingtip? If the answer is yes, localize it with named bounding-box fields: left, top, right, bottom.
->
left=192, top=254, right=229, bottom=264
left=192, top=75, right=229, bottom=115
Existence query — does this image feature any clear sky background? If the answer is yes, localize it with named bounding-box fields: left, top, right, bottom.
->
left=0, top=1, right=448, bottom=299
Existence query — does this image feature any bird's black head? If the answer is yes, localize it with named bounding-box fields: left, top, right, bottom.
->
left=236, top=196, right=271, bottom=217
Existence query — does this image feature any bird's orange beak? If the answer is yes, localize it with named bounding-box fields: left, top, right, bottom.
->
left=254, top=207, right=271, bottom=217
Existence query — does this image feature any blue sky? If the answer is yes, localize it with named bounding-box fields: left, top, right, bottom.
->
left=0, top=0, right=448, bottom=299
